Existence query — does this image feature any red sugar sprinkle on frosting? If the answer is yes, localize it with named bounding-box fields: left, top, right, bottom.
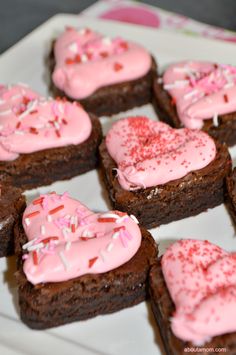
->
left=88, top=256, right=98, bottom=268
left=114, top=62, right=123, bottom=72
left=48, top=205, right=64, bottom=215
left=25, top=210, right=40, bottom=219
left=97, top=217, right=117, bottom=223
left=32, top=251, right=39, bottom=265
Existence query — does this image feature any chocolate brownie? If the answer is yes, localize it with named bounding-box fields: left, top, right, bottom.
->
left=99, top=117, right=231, bottom=229
left=0, top=114, right=102, bottom=190
left=14, top=192, right=157, bottom=329
left=149, top=244, right=236, bottom=355
left=0, top=184, right=25, bottom=257
left=226, top=168, right=236, bottom=226
left=49, top=27, right=157, bottom=117
left=153, top=61, right=236, bottom=146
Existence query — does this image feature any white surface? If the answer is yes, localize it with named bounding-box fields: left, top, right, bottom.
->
left=0, top=14, right=236, bottom=355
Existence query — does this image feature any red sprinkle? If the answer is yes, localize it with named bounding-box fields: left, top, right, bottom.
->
left=224, top=94, right=229, bottom=103
left=55, top=129, right=61, bottom=138
left=29, top=127, right=38, bottom=135
left=88, top=257, right=98, bottom=268
left=65, top=58, right=74, bottom=65
left=114, top=62, right=123, bottom=72
left=120, top=41, right=128, bottom=50
left=80, top=236, right=96, bottom=241
left=171, top=97, right=176, bottom=106
left=22, top=96, right=30, bottom=105
left=100, top=51, right=109, bottom=58
left=114, top=226, right=125, bottom=232
left=75, top=54, right=81, bottom=63
left=62, top=118, right=68, bottom=125
left=97, top=217, right=117, bottom=223
left=16, top=121, right=21, bottom=129
left=33, top=197, right=44, bottom=205
left=25, top=211, right=40, bottom=219
left=41, top=236, right=59, bottom=244
left=32, top=251, right=38, bottom=265
left=71, top=224, right=76, bottom=233
left=49, top=205, right=64, bottom=215
left=30, top=110, right=38, bottom=114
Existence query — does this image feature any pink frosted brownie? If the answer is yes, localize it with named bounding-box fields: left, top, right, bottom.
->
left=49, top=26, right=157, bottom=116
left=153, top=61, right=236, bottom=146
left=15, top=192, right=157, bottom=329
left=0, top=84, right=102, bottom=189
left=99, top=116, right=231, bottom=228
left=149, top=239, right=236, bottom=354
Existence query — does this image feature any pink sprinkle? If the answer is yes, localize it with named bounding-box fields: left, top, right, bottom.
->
left=22, top=254, right=29, bottom=260
left=122, top=230, right=133, bottom=240
left=119, top=233, right=128, bottom=248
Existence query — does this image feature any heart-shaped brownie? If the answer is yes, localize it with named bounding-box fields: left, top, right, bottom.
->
left=163, top=61, right=236, bottom=129
left=106, top=116, right=216, bottom=190
left=0, top=84, right=91, bottom=160
left=162, top=239, right=236, bottom=345
left=52, top=27, right=151, bottom=99
left=22, top=192, right=141, bottom=285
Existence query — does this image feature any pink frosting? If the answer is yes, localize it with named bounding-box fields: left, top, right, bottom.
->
left=22, top=192, right=141, bottom=285
left=105, top=116, right=216, bottom=190
left=0, top=84, right=92, bottom=161
left=162, top=239, right=236, bottom=345
left=52, top=26, right=151, bottom=99
left=163, top=61, right=236, bottom=129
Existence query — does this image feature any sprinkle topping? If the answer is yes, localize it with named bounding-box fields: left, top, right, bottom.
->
left=22, top=192, right=141, bottom=285
left=106, top=116, right=216, bottom=191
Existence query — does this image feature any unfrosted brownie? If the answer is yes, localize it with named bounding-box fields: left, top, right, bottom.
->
left=149, top=239, right=236, bottom=354
left=49, top=27, right=157, bottom=116
left=0, top=84, right=102, bottom=190
left=0, top=184, right=25, bottom=257
left=153, top=61, right=236, bottom=146
left=99, top=116, right=231, bottom=229
left=15, top=192, right=157, bottom=329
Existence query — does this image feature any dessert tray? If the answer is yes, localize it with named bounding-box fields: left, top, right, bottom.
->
left=0, top=14, right=236, bottom=355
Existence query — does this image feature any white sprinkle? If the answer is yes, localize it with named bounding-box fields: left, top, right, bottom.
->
left=18, top=99, right=38, bottom=119
left=25, top=218, right=30, bottom=226
left=65, top=241, right=71, bottom=251
left=11, top=94, right=21, bottom=100
left=157, top=77, right=163, bottom=84
left=100, top=213, right=119, bottom=219
left=47, top=215, right=52, bottom=222
left=68, top=42, right=78, bottom=53
left=116, top=215, right=128, bottom=224
left=62, top=227, right=69, bottom=240
left=99, top=250, right=106, bottom=262
left=54, top=121, right=60, bottom=130
left=102, top=37, right=112, bottom=45
left=112, top=232, right=119, bottom=239
left=59, top=251, right=70, bottom=270
left=41, top=225, right=46, bottom=236
left=78, top=28, right=86, bottom=35
left=82, top=229, right=94, bottom=238
left=81, top=54, right=88, bottom=63
left=164, top=80, right=189, bottom=90
left=14, top=130, right=24, bottom=135
left=130, top=214, right=139, bottom=224
left=0, top=109, right=11, bottom=116
left=27, top=242, right=44, bottom=251
left=22, top=237, right=37, bottom=250
left=184, top=89, right=198, bottom=100
left=224, top=82, right=234, bottom=89
left=106, top=242, right=114, bottom=252
left=213, top=112, right=218, bottom=127
left=58, top=103, right=64, bottom=115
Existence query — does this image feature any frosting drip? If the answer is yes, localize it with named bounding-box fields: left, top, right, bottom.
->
left=22, top=192, right=141, bottom=285
left=162, top=239, right=236, bottom=345
left=0, top=84, right=92, bottom=161
left=105, top=116, right=216, bottom=190
left=163, top=61, right=236, bottom=129
left=52, top=27, right=151, bottom=99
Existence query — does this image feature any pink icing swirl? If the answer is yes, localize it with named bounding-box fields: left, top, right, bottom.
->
left=162, top=239, right=236, bottom=345
left=105, top=116, right=216, bottom=190
left=52, top=26, right=151, bottom=99
left=163, top=61, right=236, bottom=129
left=22, top=192, right=141, bottom=285
left=0, top=84, right=92, bottom=161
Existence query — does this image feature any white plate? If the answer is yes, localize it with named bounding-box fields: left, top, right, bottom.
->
left=0, top=14, right=236, bottom=355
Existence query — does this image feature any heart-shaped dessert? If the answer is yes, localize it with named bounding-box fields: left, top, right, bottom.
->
left=162, top=239, right=236, bottom=345
left=22, top=192, right=141, bottom=285
left=163, top=61, right=236, bottom=129
left=106, top=116, right=216, bottom=190
left=0, top=84, right=91, bottom=160
left=52, top=27, right=151, bottom=99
